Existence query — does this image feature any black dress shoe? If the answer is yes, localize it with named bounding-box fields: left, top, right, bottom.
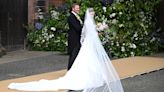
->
left=68, top=90, right=74, bottom=92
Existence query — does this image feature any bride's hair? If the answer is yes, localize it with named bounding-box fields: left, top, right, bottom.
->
left=88, top=8, right=94, bottom=12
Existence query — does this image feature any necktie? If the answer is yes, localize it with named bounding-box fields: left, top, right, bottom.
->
left=75, top=14, right=83, bottom=25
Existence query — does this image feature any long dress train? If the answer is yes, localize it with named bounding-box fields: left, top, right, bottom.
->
left=8, top=8, right=124, bottom=92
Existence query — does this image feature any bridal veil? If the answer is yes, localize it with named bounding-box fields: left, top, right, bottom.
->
left=80, top=8, right=124, bottom=92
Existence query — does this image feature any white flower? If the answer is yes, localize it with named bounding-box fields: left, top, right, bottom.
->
left=50, top=27, right=56, bottom=31
left=121, top=47, right=125, bottom=52
left=111, top=41, right=114, bottom=45
left=119, top=24, right=124, bottom=28
left=113, top=6, right=116, bottom=10
left=130, top=52, right=135, bottom=56
left=133, top=44, right=137, bottom=49
left=43, top=27, right=48, bottom=32
left=116, top=42, right=119, bottom=46
left=38, top=15, right=44, bottom=19
left=65, top=42, right=68, bottom=46
left=96, top=22, right=108, bottom=31
left=36, top=44, right=41, bottom=47
left=42, top=39, right=45, bottom=43
left=111, top=19, right=117, bottom=24
left=129, top=43, right=137, bottom=49
left=42, top=32, right=48, bottom=37
left=51, top=10, right=59, bottom=19
left=49, top=34, right=54, bottom=38
left=150, top=37, right=156, bottom=42
left=133, top=32, right=138, bottom=37
left=35, top=40, right=39, bottom=44
left=110, top=13, right=116, bottom=18
left=102, top=22, right=108, bottom=28
left=37, top=8, right=42, bottom=12
left=103, top=7, right=107, bottom=12
left=140, top=11, right=144, bottom=16
left=135, top=37, right=138, bottom=40
left=46, top=37, right=49, bottom=41
left=119, top=12, right=123, bottom=15
left=145, top=31, right=148, bottom=35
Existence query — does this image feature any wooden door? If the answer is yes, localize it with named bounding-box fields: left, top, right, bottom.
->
left=0, top=0, right=28, bottom=51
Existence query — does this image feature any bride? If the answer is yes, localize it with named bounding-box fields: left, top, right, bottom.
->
left=8, top=8, right=124, bottom=92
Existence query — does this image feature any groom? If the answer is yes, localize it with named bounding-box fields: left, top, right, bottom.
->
left=67, top=3, right=83, bottom=70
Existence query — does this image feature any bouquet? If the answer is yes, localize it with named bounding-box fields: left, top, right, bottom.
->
left=96, top=22, right=108, bottom=32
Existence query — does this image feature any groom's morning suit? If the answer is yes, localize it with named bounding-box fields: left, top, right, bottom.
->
left=67, top=11, right=83, bottom=70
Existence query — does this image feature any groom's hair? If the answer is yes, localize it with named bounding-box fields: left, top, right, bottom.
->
left=71, top=3, right=79, bottom=9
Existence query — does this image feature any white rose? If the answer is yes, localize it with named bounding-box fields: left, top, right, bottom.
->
left=49, top=34, right=54, bottom=38
left=129, top=43, right=136, bottom=49
left=103, top=7, right=107, bottom=12
left=119, top=12, right=123, bottom=15
left=121, top=47, right=125, bottom=52
left=133, top=32, right=138, bottom=37
left=110, top=13, right=116, bottom=18
left=119, top=24, right=124, bottom=28
left=51, top=27, right=56, bottom=31
left=116, top=42, right=119, bottom=46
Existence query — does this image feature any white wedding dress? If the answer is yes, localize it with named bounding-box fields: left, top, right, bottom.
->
left=8, top=9, right=124, bottom=92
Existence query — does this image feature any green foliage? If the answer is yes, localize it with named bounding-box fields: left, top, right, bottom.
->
left=99, top=0, right=161, bottom=58
left=26, top=0, right=161, bottom=58
left=26, top=8, right=68, bottom=52
left=66, top=0, right=161, bottom=58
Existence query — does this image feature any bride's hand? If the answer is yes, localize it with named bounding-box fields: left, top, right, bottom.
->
left=98, top=32, right=103, bottom=36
